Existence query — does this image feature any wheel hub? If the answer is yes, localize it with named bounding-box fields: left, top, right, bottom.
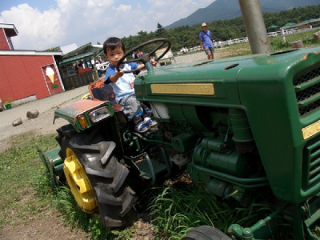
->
left=63, top=148, right=98, bottom=213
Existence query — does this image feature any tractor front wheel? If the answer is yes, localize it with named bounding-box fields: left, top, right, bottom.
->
left=182, top=226, right=232, bottom=240
left=57, top=125, right=138, bottom=228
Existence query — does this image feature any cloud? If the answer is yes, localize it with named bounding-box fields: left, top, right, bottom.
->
left=0, top=4, right=63, bottom=50
left=146, top=0, right=213, bottom=24
left=113, top=4, right=132, bottom=12
left=0, top=0, right=214, bottom=50
left=87, top=0, right=114, bottom=8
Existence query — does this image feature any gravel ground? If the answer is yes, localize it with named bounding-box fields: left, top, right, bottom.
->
left=0, top=86, right=89, bottom=152
left=175, top=50, right=229, bottom=64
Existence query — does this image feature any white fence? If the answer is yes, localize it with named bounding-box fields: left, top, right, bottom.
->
left=175, top=37, right=249, bottom=55
left=95, top=61, right=109, bottom=71
left=175, top=25, right=319, bottom=56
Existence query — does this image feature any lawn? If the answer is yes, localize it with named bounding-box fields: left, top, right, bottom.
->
left=217, top=29, right=320, bottom=57
left=0, top=132, right=292, bottom=240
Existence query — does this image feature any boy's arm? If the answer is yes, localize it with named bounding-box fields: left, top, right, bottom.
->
left=109, top=70, right=124, bottom=83
left=105, top=61, right=157, bottom=82
left=105, top=66, right=124, bottom=83
left=137, top=61, right=157, bottom=68
left=136, top=61, right=157, bottom=69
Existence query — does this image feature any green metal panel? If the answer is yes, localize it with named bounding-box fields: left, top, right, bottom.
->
left=135, top=56, right=253, bottom=107
left=171, top=133, right=197, bottom=152
left=194, top=144, right=252, bottom=177
left=236, top=47, right=320, bottom=203
left=135, top=46, right=320, bottom=204
left=38, top=147, right=63, bottom=186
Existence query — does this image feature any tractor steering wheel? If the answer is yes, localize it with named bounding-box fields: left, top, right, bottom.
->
left=116, top=38, right=171, bottom=73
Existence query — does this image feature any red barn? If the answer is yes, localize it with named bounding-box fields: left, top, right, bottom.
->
left=0, top=23, right=64, bottom=104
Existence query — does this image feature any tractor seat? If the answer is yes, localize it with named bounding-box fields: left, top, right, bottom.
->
left=88, top=78, right=123, bottom=112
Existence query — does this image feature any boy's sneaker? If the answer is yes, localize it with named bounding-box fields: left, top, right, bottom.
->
left=134, top=121, right=148, bottom=133
left=144, top=117, right=157, bottom=128
left=141, top=104, right=153, bottom=117
left=144, top=108, right=152, bottom=116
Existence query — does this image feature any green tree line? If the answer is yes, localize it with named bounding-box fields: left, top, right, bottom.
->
left=122, top=4, right=320, bottom=52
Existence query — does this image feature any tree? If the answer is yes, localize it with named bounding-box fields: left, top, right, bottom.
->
left=156, top=23, right=165, bottom=36
left=120, top=5, right=320, bottom=52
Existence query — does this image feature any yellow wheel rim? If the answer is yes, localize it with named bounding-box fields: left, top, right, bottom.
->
left=63, top=148, right=98, bottom=213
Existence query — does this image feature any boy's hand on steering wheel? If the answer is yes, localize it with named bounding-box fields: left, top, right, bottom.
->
left=116, top=70, right=124, bottom=78
left=151, top=59, right=158, bottom=67
left=116, top=38, right=170, bottom=73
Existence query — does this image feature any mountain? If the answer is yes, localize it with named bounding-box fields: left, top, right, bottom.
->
left=165, top=0, right=320, bottom=29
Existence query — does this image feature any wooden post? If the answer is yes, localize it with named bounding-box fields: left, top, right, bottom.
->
left=281, top=29, right=286, bottom=43
left=291, top=40, right=304, bottom=49
left=314, top=31, right=320, bottom=42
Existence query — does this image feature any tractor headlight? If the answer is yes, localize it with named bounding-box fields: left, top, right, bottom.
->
left=89, top=106, right=110, bottom=123
left=78, top=114, right=89, bottom=129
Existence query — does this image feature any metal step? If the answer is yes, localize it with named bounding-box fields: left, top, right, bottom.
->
left=38, top=147, right=64, bottom=186
left=136, top=158, right=167, bottom=178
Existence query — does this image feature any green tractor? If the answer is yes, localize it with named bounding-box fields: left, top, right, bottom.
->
left=39, top=3, right=320, bottom=240
left=40, top=38, right=320, bottom=239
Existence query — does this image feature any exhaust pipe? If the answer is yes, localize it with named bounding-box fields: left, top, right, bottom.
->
left=238, top=0, right=271, bottom=54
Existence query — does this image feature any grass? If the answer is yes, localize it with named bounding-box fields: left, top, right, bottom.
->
left=0, top=131, right=111, bottom=239
left=149, top=184, right=227, bottom=239
left=52, top=186, right=108, bottom=240
left=0, top=130, right=296, bottom=240
left=147, top=180, right=289, bottom=240
left=217, top=29, right=320, bottom=58
left=0, top=131, right=263, bottom=239
left=0, top=121, right=314, bottom=239
left=0, top=132, right=57, bottom=228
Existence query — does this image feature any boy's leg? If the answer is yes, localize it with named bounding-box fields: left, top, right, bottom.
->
left=144, top=116, right=157, bottom=128
left=141, top=103, right=157, bottom=128
left=141, top=103, right=152, bottom=117
left=120, top=94, right=148, bottom=133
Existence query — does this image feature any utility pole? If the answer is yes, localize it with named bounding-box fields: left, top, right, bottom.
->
left=238, top=0, right=271, bottom=54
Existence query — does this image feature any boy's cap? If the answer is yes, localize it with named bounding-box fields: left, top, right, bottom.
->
left=201, top=23, right=208, bottom=27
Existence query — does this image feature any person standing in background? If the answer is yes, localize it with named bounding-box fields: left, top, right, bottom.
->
left=199, top=23, right=214, bottom=60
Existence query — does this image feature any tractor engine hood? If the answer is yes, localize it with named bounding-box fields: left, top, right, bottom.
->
left=134, top=56, right=254, bottom=107
left=135, top=48, right=320, bottom=109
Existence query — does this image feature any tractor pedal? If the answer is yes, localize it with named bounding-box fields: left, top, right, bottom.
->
left=136, top=158, right=167, bottom=177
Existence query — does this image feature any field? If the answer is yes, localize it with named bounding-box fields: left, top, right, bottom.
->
left=216, top=29, right=320, bottom=57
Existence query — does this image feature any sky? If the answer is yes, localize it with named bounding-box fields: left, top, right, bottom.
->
left=0, top=0, right=214, bottom=51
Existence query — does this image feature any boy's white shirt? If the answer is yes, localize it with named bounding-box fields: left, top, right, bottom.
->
left=106, top=63, right=136, bottom=103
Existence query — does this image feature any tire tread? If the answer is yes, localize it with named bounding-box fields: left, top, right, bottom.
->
left=57, top=125, right=137, bottom=228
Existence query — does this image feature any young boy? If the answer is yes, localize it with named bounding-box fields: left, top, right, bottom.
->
left=103, top=37, right=157, bottom=133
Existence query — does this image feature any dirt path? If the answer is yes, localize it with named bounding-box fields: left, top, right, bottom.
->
left=0, top=108, right=69, bottom=152
left=0, top=106, right=92, bottom=239
left=1, top=210, right=89, bottom=240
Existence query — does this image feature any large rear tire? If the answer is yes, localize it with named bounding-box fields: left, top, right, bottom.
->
left=57, top=125, right=138, bottom=228
left=182, top=226, right=232, bottom=240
